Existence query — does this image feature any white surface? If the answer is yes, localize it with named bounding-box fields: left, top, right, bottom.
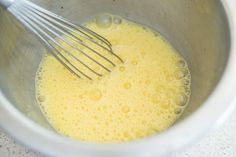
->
left=0, top=108, right=235, bottom=157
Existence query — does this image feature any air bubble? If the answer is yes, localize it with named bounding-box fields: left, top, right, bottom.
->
left=142, top=91, right=148, bottom=96
left=142, top=120, right=147, bottom=125
left=176, top=95, right=188, bottom=106
left=93, top=115, right=98, bottom=120
left=37, top=76, right=42, bottom=80
left=184, top=86, right=191, bottom=95
left=174, top=108, right=182, bottom=114
left=154, top=33, right=159, bottom=37
left=145, top=80, right=151, bottom=85
left=110, top=39, right=118, bottom=45
left=89, top=89, right=102, bottom=101
left=183, top=78, right=190, bottom=85
left=121, top=105, right=130, bottom=113
left=123, top=131, right=130, bottom=138
left=96, top=14, right=112, bottom=28
left=141, top=51, right=146, bottom=56
left=38, top=95, right=46, bottom=102
left=64, top=106, right=68, bottom=110
left=119, top=66, right=125, bottom=72
left=113, top=16, right=122, bottom=25
left=131, top=60, right=138, bottom=65
left=160, top=103, right=169, bottom=109
left=177, top=59, right=186, bottom=68
left=151, top=95, right=160, bottom=104
left=174, top=71, right=185, bottom=79
left=123, top=82, right=131, bottom=89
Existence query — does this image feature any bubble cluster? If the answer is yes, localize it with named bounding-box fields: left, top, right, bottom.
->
left=35, top=14, right=191, bottom=143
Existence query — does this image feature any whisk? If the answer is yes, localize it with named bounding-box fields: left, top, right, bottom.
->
left=0, top=0, right=123, bottom=80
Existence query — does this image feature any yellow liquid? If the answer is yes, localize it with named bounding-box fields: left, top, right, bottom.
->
left=36, top=15, right=191, bottom=143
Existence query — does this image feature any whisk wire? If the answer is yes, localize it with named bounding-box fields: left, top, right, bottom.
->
left=12, top=13, right=83, bottom=79
left=24, top=1, right=123, bottom=63
left=24, top=0, right=114, bottom=53
left=20, top=5, right=116, bottom=70
left=13, top=9, right=92, bottom=79
left=19, top=6, right=110, bottom=75
left=6, top=0, right=124, bottom=80
left=10, top=6, right=96, bottom=79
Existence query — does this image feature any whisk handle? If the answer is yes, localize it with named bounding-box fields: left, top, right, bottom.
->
left=0, top=0, right=14, bottom=8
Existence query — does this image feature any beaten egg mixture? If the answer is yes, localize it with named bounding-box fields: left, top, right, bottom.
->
left=36, top=14, right=191, bottom=143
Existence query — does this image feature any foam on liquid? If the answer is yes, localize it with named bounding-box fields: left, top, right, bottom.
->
left=36, top=14, right=191, bottom=143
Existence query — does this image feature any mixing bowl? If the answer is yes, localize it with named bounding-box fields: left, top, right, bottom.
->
left=0, top=0, right=236, bottom=157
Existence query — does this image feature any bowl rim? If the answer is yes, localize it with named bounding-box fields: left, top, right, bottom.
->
left=0, top=1, right=236, bottom=157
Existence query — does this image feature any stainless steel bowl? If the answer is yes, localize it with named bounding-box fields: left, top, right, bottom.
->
left=0, top=0, right=236, bottom=157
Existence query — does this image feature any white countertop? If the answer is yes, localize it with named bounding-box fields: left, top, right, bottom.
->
left=0, top=108, right=235, bottom=157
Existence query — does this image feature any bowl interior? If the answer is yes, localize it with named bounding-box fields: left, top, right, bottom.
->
left=0, top=0, right=230, bottom=136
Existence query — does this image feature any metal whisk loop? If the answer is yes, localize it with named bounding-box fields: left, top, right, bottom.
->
left=5, top=0, right=123, bottom=80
